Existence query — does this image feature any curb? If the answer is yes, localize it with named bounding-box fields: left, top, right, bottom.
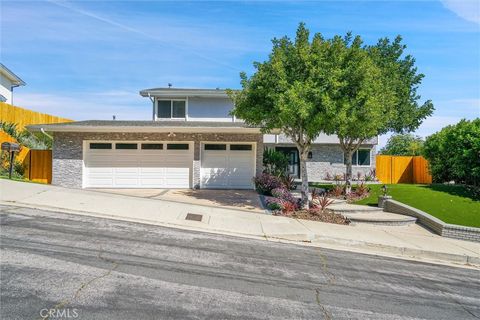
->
left=310, top=235, right=479, bottom=267
left=1, top=200, right=478, bottom=269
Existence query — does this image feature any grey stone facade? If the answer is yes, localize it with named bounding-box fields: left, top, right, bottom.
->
left=264, top=143, right=376, bottom=182
left=53, top=132, right=263, bottom=189
left=384, top=199, right=480, bottom=243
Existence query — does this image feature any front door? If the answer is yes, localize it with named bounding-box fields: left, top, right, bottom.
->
left=275, top=147, right=300, bottom=178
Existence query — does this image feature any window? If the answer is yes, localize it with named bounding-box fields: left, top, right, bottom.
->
left=158, top=101, right=171, bottom=118
left=167, top=143, right=189, bottom=150
left=116, top=143, right=137, bottom=150
left=157, top=100, right=186, bottom=119
left=141, top=143, right=163, bottom=150
left=172, top=101, right=186, bottom=118
left=230, top=144, right=252, bottom=151
left=90, top=143, right=112, bottom=149
left=344, top=149, right=371, bottom=166
left=205, top=144, right=226, bottom=150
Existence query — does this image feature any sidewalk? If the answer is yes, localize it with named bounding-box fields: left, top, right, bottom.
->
left=1, top=179, right=479, bottom=268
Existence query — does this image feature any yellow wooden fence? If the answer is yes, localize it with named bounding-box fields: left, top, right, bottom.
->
left=0, top=102, right=72, bottom=128
left=376, top=155, right=432, bottom=184
left=25, top=150, right=52, bottom=184
left=0, top=102, right=71, bottom=183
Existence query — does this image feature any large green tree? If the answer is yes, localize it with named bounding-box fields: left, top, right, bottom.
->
left=321, top=35, right=434, bottom=193
left=423, top=119, right=480, bottom=186
left=380, top=134, right=424, bottom=156
left=230, top=23, right=433, bottom=206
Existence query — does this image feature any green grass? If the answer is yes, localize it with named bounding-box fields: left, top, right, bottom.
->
left=0, top=175, right=33, bottom=183
left=310, top=183, right=480, bottom=228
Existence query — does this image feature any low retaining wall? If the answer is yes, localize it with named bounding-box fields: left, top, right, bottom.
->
left=383, top=199, right=480, bottom=243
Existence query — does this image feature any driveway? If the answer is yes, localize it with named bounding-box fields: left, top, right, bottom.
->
left=91, top=188, right=265, bottom=213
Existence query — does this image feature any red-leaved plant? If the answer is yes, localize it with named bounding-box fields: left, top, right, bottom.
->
left=317, top=195, right=335, bottom=213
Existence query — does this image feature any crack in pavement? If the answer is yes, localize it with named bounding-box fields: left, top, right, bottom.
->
left=39, top=245, right=119, bottom=320
left=315, top=288, right=333, bottom=320
left=427, top=279, right=480, bottom=319
left=314, top=248, right=335, bottom=320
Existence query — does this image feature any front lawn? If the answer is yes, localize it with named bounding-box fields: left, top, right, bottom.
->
left=310, top=183, right=480, bottom=228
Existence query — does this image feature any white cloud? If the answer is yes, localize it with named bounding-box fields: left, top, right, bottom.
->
left=442, top=0, right=480, bottom=24
left=13, top=91, right=150, bottom=121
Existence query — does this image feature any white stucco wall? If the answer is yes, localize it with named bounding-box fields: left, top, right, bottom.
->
left=187, top=97, right=234, bottom=122
left=0, top=75, right=13, bottom=103
left=264, top=133, right=378, bottom=145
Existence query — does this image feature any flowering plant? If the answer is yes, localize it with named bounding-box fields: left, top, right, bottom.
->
left=253, top=173, right=285, bottom=195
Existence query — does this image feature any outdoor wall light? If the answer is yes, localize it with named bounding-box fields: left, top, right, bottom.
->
left=308, top=151, right=313, bottom=159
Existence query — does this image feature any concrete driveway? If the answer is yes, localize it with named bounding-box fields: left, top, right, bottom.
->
left=91, top=188, right=265, bottom=213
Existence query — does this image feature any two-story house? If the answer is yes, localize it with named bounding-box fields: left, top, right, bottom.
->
left=29, top=87, right=377, bottom=190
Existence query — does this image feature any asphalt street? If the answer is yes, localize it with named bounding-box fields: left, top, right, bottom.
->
left=0, top=204, right=479, bottom=320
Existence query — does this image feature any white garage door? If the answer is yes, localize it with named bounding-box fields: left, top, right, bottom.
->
left=84, top=141, right=193, bottom=188
left=201, top=143, right=255, bottom=189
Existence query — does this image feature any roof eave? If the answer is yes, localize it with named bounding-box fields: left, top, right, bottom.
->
left=139, top=88, right=235, bottom=99
left=0, top=64, right=26, bottom=86
left=27, top=125, right=268, bottom=134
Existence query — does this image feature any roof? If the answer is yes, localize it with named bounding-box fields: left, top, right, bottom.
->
left=0, top=63, right=26, bottom=87
left=27, top=120, right=270, bottom=134
left=139, top=87, right=235, bottom=98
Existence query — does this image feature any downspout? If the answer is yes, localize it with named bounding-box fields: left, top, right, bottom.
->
left=10, top=84, right=20, bottom=105
left=40, top=127, right=53, bottom=140
left=148, top=93, right=155, bottom=120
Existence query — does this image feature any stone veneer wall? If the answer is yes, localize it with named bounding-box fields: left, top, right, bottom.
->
left=264, top=143, right=376, bottom=182
left=384, top=199, right=480, bottom=243
left=52, top=132, right=263, bottom=189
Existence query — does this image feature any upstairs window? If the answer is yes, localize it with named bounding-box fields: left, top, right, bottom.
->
left=157, top=100, right=186, bottom=119
left=344, top=149, right=371, bottom=166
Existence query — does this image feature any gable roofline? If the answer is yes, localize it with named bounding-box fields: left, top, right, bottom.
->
left=0, top=63, right=26, bottom=87
left=139, top=87, right=238, bottom=99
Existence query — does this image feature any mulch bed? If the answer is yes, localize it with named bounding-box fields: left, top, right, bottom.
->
left=275, top=208, right=350, bottom=225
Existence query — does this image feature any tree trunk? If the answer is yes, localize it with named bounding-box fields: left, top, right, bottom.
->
left=299, top=148, right=310, bottom=209
left=344, top=149, right=353, bottom=196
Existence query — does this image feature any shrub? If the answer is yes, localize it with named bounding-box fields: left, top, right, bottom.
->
left=271, top=187, right=297, bottom=203
left=355, top=172, right=363, bottom=181
left=423, top=119, right=480, bottom=186
left=329, top=184, right=345, bottom=198
left=265, top=197, right=284, bottom=211
left=282, top=201, right=297, bottom=213
left=253, top=173, right=284, bottom=195
left=281, top=175, right=296, bottom=190
left=0, top=121, right=51, bottom=150
left=354, top=182, right=369, bottom=197
left=0, top=152, right=25, bottom=179
left=263, top=148, right=289, bottom=177
left=315, top=195, right=335, bottom=212
left=333, top=174, right=343, bottom=182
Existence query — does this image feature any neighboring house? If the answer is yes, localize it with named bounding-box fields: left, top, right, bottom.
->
left=0, top=63, right=26, bottom=104
left=29, top=87, right=377, bottom=190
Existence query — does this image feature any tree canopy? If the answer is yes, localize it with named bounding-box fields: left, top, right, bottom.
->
left=230, top=23, right=433, bottom=200
left=380, top=134, right=424, bottom=156
left=423, top=119, right=480, bottom=186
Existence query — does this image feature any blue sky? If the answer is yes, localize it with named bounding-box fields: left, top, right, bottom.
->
left=1, top=0, right=479, bottom=147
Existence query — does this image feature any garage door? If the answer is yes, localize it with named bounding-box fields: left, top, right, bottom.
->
left=84, top=141, right=193, bottom=188
left=201, top=143, right=255, bottom=189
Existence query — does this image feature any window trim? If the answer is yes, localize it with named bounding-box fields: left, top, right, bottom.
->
left=89, top=142, right=112, bottom=150
left=204, top=144, right=227, bottom=151
left=156, top=99, right=187, bottom=120
left=141, top=143, right=163, bottom=150
left=166, top=143, right=190, bottom=150
left=230, top=144, right=253, bottom=151
left=343, top=148, right=371, bottom=167
left=115, top=143, right=138, bottom=150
